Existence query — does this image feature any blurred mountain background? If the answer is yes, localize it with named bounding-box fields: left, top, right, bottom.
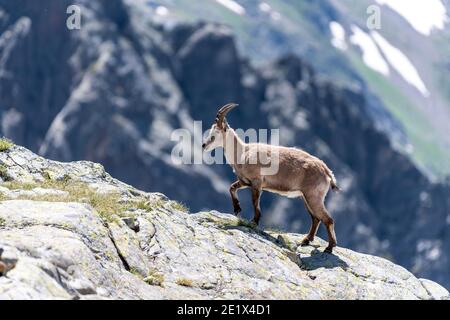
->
left=0, top=0, right=449, bottom=288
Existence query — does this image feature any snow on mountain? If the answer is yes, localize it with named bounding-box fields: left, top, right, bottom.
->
left=329, top=21, right=348, bottom=51
left=349, top=25, right=389, bottom=76
left=258, top=1, right=281, bottom=20
left=348, top=22, right=430, bottom=97
left=371, top=31, right=430, bottom=97
left=375, top=0, right=448, bottom=35
left=215, top=0, right=246, bottom=15
left=155, top=5, right=169, bottom=16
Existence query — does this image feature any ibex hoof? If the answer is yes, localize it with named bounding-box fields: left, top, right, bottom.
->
left=0, top=261, right=6, bottom=275
left=300, top=239, right=310, bottom=247
left=233, top=207, right=242, bottom=216
left=324, top=246, right=333, bottom=254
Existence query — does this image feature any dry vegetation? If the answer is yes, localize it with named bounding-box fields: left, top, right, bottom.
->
left=0, top=138, right=13, bottom=152
left=175, top=277, right=194, bottom=287
left=0, top=175, right=188, bottom=222
left=144, top=270, right=165, bottom=287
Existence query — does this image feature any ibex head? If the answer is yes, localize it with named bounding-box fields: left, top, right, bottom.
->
left=202, top=103, right=238, bottom=152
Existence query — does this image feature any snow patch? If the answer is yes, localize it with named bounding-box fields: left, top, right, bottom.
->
left=259, top=2, right=271, bottom=13
left=215, top=0, right=245, bottom=15
left=258, top=1, right=281, bottom=20
left=155, top=6, right=169, bottom=16
left=329, top=21, right=348, bottom=50
left=371, top=31, right=429, bottom=97
left=375, top=0, right=448, bottom=35
left=270, top=11, right=281, bottom=21
left=349, top=25, right=389, bottom=76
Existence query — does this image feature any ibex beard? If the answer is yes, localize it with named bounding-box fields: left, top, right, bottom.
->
left=202, top=103, right=340, bottom=254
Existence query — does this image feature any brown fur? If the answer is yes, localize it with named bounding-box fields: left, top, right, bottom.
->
left=203, top=105, right=340, bottom=253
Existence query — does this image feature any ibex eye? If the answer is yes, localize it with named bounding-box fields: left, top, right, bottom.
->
left=211, top=136, right=215, bottom=142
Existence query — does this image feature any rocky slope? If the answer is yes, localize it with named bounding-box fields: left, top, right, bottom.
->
left=0, top=145, right=448, bottom=300
left=0, top=0, right=450, bottom=288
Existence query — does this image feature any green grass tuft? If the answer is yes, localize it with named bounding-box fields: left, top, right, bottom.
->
left=175, top=277, right=194, bottom=287
left=169, top=200, right=188, bottom=213
left=0, top=164, right=12, bottom=181
left=0, top=179, right=129, bottom=223
left=0, top=138, right=13, bottom=152
left=136, top=200, right=156, bottom=211
left=0, top=174, right=188, bottom=223
left=144, top=270, right=165, bottom=287
left=2, top=181, right=36, bottom=190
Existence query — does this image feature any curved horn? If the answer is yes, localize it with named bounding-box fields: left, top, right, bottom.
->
left=215, top=103, right=238, bottom=128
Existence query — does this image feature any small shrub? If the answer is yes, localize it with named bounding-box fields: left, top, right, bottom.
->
left=170, top=201, right=188, bottom=213
left=136, top=200, right=153, bottom=211
left=0, top=138, right=13, bottom=152
left=0, top=164, right=11, bottom=181
left=144, top=270, right=164, bottom=287
left=86, top=192, right=125, bottom=223
left=0, top=217, right=5, bottom=227
left=152, top=198, right=167, bottom=210
left=175, top=277, right=194, bottom=287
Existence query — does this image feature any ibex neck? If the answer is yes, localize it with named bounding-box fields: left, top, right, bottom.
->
left=223, top=128, right=245, bottom=166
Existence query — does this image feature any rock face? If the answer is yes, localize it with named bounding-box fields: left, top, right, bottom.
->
left=0, top=0, right=450, bottom=289
left=0, top=146, right=448, bottom=299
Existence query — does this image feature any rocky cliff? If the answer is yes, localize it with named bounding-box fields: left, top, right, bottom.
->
left=1, top=0, right=450, bottom=289
left=0, top=145, right=448, bottom=299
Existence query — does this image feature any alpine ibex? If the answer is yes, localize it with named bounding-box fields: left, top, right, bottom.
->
left=202, top=103, right=340, bottom=253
